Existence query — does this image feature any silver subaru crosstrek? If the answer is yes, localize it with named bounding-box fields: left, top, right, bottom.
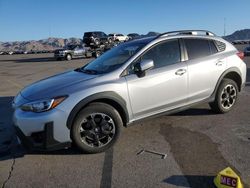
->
left=13, top=30, right=247, bottom=153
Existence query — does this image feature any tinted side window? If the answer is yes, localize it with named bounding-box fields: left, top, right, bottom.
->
left=141, top=39, right=181, bottom=69
left=101, top=32, right=107, bottom=37
left=184, top=39, right=211, bottom=60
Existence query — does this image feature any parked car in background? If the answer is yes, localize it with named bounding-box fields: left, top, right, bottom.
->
left=83, top=31, right=109, bottom=47
left=54, top=45, right=92, bottom=61
left=128, top=33, right=140, bottom=40
left=244, top=46, right=250, bottom=56
left=14, top=51, right=25, bottom=54
left=108, top=33, right=129, bottom=42
left=0, top=51, right=8, bottom=55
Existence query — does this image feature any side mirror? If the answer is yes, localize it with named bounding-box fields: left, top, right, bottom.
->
left=134, top=59, right=154, bottom=77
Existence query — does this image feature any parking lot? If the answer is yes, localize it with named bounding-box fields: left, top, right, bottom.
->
left=0, top=46, right=250, bottom=187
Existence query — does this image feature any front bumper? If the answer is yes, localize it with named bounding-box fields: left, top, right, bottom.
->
left=13, top=100, right=72, bottom=151
left=15, top=122, right=71, bottom=151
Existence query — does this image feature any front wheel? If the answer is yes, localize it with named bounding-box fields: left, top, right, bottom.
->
left=71, top=103, right=123, bottom=153
left=66, top=54, right=72, bottom=61
left=93, top=51, right=101, bottom=58
left=209, top=78, right=238, bottom=113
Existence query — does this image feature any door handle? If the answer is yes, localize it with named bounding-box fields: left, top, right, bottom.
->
left=175, top=69, right=186, bottom=76
left=216, top=60, right=224, bottom=66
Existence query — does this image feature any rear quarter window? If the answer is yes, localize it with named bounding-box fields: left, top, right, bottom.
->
left=214, top=40, right=226, bottom=52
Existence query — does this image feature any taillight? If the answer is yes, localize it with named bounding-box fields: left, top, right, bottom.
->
left=237, top=51, right=244, bottom=60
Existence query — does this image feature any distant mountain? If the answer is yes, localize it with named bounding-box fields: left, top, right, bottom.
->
left=140, top=31, right=160, bottom=38
left=1, top=29, right=249, bottom=52
left=0, top=37, right=82, bottom=52
left=224, top=29, right=250, bottom=42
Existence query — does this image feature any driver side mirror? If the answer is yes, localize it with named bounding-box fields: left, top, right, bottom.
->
left=134, top=59, right=154, bottom=77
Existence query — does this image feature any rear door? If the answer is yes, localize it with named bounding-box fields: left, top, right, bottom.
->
left=183, top=38, right=227, bottom=103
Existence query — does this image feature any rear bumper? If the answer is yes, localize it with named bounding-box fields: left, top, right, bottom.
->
left=15, top=122, right=71, bottom=151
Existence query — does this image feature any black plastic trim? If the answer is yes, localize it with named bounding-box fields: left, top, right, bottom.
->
left=210, top=67, right=242, bottom=101
left=66, top=92, right=129, bottom=129
left=15, top=122, right=71, bottom=151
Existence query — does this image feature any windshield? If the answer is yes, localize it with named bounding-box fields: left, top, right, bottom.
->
left=66, top=45, right=77, bottom=50
left=84, top=32, right=94, bottom=37
left=80, top=41, right=148, bottom=74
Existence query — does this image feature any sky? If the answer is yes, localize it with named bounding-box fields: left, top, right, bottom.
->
left=0, top=0, right=250, bottom=42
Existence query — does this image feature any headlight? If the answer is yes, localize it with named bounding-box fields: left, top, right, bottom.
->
left=20, top=96, right=67, bottom=112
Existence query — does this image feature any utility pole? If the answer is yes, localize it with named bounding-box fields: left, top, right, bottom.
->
left=224, top=18, right=226, bottom=36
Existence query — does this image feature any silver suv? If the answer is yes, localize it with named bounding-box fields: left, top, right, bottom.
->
left=13, top=30, right=247, bottom=153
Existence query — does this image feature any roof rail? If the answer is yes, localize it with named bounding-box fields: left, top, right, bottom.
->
left=156, top=30, right=216, bottom=39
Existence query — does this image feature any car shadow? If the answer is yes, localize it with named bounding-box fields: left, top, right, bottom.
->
left=170, top=107, right=215, bottom=116
left=163, top=175, right=216, bottom=188
left=0, top=57, right=57, bottom=63
left=247, top=68, right=250, bottom=83
left=17, top=57, right=56, bottom=63
left=0, top=96, right=16, bottom=157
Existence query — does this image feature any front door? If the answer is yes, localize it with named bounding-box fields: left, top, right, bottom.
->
left=125, top=39, right=188, bottom=120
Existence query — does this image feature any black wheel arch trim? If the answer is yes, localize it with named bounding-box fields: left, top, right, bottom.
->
left=210, top=67, right=242, bottom=101
left=66, top=91, right=129, bottom=129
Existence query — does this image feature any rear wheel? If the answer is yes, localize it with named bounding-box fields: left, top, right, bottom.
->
left=209, top=79, right=238, bottom=113
left=71, top=103, right=123, bottom=153
left=108, top=38, right=113, bottom=44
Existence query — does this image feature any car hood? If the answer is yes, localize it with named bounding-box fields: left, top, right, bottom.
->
left=21, top=70, right=98, bottom=101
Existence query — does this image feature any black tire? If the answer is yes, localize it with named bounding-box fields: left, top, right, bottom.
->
left=108, top=38, right=113, bottom=44
left=66, top=54, right=72, bottom=61
left=94, top=51, right=101, bottom=58
left=209, top=78, right=238, bottom=113
left=94, top=39, right=100, bottom=46
left=71, top=102, right=123, bottom=153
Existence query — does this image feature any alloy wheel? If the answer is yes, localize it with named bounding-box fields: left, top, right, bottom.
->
left=78, top=113, right=115, bottom=148
left=220, top=84, right=237, bottom=109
